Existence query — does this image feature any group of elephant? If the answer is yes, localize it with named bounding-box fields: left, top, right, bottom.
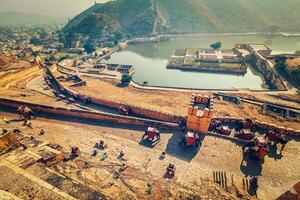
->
left=17, top=106, right=35, bottom=120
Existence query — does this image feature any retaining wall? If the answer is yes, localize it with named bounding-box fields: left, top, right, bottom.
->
left=0, top=97, right=178, bottom=130
left=214, top=116, right=300, bottom=136
left=253, top=54, right=285, bottom=89
left=47, top=64, right=181, bottom=123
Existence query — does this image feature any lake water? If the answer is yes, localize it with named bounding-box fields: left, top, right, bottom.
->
left=108, top=35, right=300, bottom=89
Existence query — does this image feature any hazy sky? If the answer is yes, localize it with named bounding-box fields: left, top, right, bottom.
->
left=0, top=0, right=109, bottom=18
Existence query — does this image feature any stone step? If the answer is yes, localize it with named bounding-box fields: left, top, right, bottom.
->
left=0, top=160, right=76, bottom=200
left=27, top=164, right=106, bottom=200
left=3, top=150, right=41, bottom=169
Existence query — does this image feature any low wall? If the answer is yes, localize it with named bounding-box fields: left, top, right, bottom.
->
left=245, top=50, right=287, bottom=90
left=0, top=97, right=178, bottom=130
left=131, top=80, right=239, bottom=92
left=78, top=93, right=181, bottom=123
left=214, top=116, right=300, bottom=136
left=47, top=64, right=181, bottom=123
left=166, top=64, right=247, bottom=75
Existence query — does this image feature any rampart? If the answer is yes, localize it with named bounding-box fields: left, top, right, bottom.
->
left=0, top=97, right=178, bottom=130
left=46, top=63, right=182, bottom=124
left=236, top=44, right=287, bottom=90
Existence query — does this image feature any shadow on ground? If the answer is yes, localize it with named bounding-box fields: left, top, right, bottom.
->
left=164, top=131, right=205, bottom=162
left=0, top=105, right=147, bottom=132
left=138, top=137, right=160, bottom=149
left=240, top=150, right=263, bottom=177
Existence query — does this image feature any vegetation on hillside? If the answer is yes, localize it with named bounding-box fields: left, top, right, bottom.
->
left=275, top=56, right=300, bottom=89
left=64, top=0, right=300, bottom=42
left=84, top=42, right=96, bottom=54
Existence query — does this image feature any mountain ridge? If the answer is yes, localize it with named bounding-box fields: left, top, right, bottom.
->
left=64, top=0, right=300, bottom=40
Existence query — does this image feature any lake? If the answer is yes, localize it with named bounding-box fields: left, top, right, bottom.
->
left=108, top=35, right=300, bottom=89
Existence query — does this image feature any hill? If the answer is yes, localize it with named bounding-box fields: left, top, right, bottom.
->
left=0, top=11, right=66, bottom=26
left=64, top=0, right=300, bottom=40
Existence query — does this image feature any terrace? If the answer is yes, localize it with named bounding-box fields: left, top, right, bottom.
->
left=167, top=47, right=247, bottom=74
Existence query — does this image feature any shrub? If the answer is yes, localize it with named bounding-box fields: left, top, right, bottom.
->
left=210, top=41, right=222, bottom=49
left=118, top=74, right=132, bottom=87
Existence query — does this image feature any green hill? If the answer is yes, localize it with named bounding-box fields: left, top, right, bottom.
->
left=64, top=0, right=300, bottom=39
left=0, top=11, right=66, bottom=26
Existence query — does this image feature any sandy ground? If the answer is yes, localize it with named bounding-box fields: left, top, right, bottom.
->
left=0, top=64, right=81, bottom=109
left=1, top=111, right=299, bottom=199
left=57, top=72, right=194, bottom=116
left=0, top=52, right=32, bottom=76
left=287, top=57, right=300, bottom=68
left=65, top=76, right=300, bottom=130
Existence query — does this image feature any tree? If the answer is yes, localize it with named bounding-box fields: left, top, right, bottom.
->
left=295, top=50, right=300, bottom=54
left=118, top=74, right=132, bottom=87
left=32, top=51, right=39, bottom=57
left=84, top=43, right=96, bottom=54
left=30, top=38, right=41, bottom=45
left=291, top=68, right=300, bottom=75
left=210, top=41, right=222, bottom=49
left=114, top=32, right=123, bottom=41
left=45, top=56, right=57, bottom=63
left=274, top=56, right=288, bottom=75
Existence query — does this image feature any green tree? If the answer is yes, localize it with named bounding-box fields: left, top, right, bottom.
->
left=291, top=68, right=300, bottom=75
left=84, top=43, right=96, bottom=54
left=295, top=50, right=300, bottom=54
left=114, top=32, right=123, bottom=41
left=30, top=38, right=41, bottom=45
left=275, top=56, right=288, bottom=75
left=118, top=74, right=132, bottom=87
left=32, top=51, right=39, bottom=57
left=210, top=41, right=222, bottom=49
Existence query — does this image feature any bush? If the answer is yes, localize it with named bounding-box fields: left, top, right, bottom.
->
left=118, top=74, right=132, bottom=87
left=275, top=56, right=288, bottom=75
left=84, top=43, right=96, bottom=54
left=291, top=68, right=300, bottom=75
left=30, top=38, right=41, bottom=45
left=210, top=41, right=222, bottom=49
left=32, top=51, right=39, bottom=57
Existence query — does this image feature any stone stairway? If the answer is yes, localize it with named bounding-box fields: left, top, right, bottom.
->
left=3, top=150, right=41, bottom=169
left=28, top=164, right=106, bottom=200
left=0, top=160, right=76, bottom=200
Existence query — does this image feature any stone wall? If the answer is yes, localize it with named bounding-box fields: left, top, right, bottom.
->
left=0, top=97, right=178, bottom=130
left=214, top=116, right=300, bottom=136
left=237, top=45, right=286, bottom=90
left=47, top=64, right=181, bottom=123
